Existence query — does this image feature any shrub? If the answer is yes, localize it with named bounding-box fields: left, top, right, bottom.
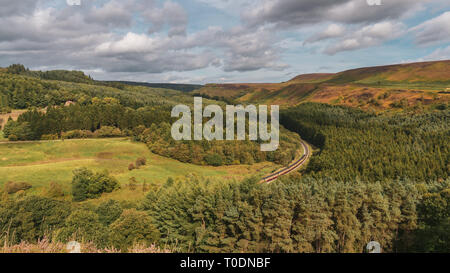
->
left=204, top=153, right=223, bottom=166
left=8, top=134, right=18, bottom=141
left=4, top=181, right=32, bottom=194
left=128, top=163, right=135, bottom=171
left=142, top=181, right=149, bottom=192
left=71, top=168, right=120, bottom=202
left=41, top=134, right=59, bottom=140
left=45, top=182, right=65, bottom=198
left=93, top=126, right=123, bottom=138
left=62, top=130, right=93, bottom=139
left=436, top=104, right=447, bottom=110
left=135, top=157, right=147, bottom=168
left=0, top=107, right=12, bottom=114
left=128, top=177, right=137, bottom=191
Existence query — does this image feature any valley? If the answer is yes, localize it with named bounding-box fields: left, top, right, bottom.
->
left=0, top=61, right=448, bottom=253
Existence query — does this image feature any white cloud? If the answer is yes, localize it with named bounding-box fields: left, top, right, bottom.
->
left=422, top=46, right=450, bottom=61
left=0, top=0, right=288, bottom=74
left=194, top=0, right=257, bottom=13
left=0, top=0, right=448, bottom=81
left=0, top=0, right=37, bottom=16
left=85, top=0, right=134, bottom=28
left=411, top=11, right=450, bottom=46
left=324, top=21, right=406, bottom=55
left=142, top=1, right=188, bottom=36
left=305, top=24, right=346, bottom=44
left=94, top=25, right=287, bottom=73
left=242, top=0, right=426, bottom=28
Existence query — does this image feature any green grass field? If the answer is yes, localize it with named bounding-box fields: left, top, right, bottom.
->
left=0, top=138, right=277, bottom=200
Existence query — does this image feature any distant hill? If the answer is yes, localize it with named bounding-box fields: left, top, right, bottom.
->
left=195, top=60, right=450, bottom=110
left=109, top=81, right=203, bottom=93
left=3, top=65, right=203, bottom=93
left=325, top=60, right=450, bottom=84
left=0, top=65, right=208, bottom=110
left=289, top=73, right=335, bottom=83
left=5, top=64, right=94, bottom=84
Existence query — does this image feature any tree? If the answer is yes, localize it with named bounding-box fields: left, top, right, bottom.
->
left=128, top=177, right=137, bottom=191
left=6, top=64, right=27, bottom=75
left=56, top=209, right=110, bottom=248
left=0, top=196, right=71, bottom=244
left=71, top=168, right=120, bottom=202
left=96, top=200, right=123, bottom=226
left=110, top=209, right=160, bottom=251
left=413, top=188, right=450, bottom=252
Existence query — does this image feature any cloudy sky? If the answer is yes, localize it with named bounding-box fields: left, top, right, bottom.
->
left=0, top=0, right=449, bottom=83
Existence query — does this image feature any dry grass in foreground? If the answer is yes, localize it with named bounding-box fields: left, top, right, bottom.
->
left=1, top=239, right=172, bottom=253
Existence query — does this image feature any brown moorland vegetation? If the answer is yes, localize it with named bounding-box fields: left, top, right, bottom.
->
left=0, top=239, right=172, bottom=253
left=195, top=60, right=450, bottom=110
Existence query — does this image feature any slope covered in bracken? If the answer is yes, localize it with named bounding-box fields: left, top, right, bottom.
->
left=195, top=60, right=450, bottom=110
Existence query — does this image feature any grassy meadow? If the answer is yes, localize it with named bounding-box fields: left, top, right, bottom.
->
left=0, top=138, right=278, bottom=201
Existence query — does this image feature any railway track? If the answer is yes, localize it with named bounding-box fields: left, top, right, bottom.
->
left=260, top=140, right=311, bottom=184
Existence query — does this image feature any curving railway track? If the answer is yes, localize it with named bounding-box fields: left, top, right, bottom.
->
left=260, top=140, right=311, bottom=184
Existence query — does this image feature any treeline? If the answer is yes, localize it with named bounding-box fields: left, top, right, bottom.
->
left=281, top=103, right=449, bottom=183
left=2, top=99, right=173, bottom=140
left=1, top=175, right=448, bottom=253
left=192, top=92, right=240, bottom=105
left=134, top=122, right=301, bottom=166
left=4, top=99, right=301, bottom=166
left=6, top=64, right=96, bottom=84
left=113, top=81, right=203, bottom=93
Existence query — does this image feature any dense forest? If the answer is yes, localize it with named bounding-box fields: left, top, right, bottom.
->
left=135, top=123, right=301, bottom=166
left=1, top=175, right=448, bottom=252
left=281, top=103, right=449, bottom=183
left=136, top=104, right=448, bottom=252
left=3, top=101, right=172, bottom=140
left=144, top=176, right=449, bottom=253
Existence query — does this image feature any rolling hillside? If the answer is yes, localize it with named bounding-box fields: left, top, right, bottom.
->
left=195, top=60, right=450, bottom=110
left=106, top=81, right=203, bottom=93
left=0, top=65, right=217, bottom=111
